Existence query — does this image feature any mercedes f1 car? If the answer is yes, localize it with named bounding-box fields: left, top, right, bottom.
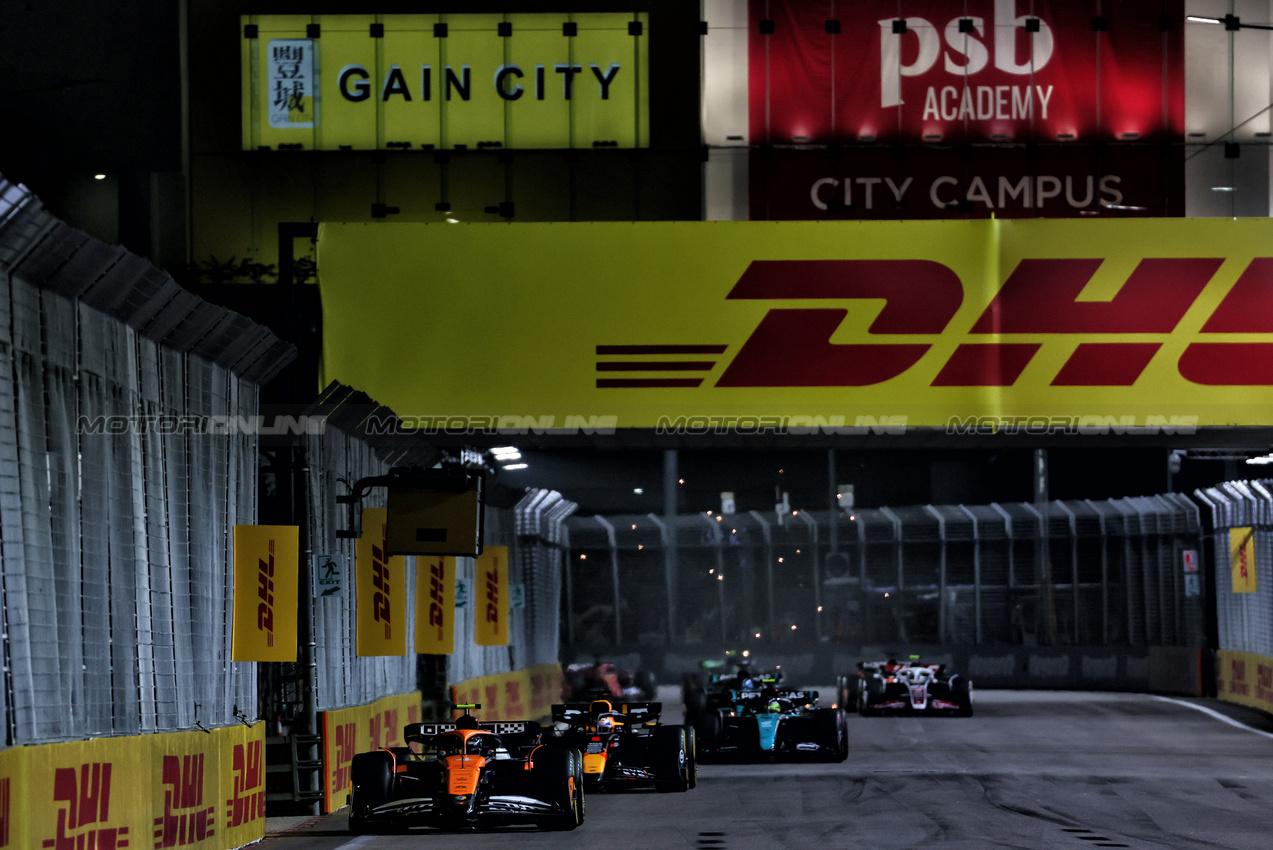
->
left=695, top=683, right=848, bottom=762
left=347, top=705, right=585, bottom=833
left=547, top=699, right=696, bottom=792
left=853, top=659, right=974, bottom=716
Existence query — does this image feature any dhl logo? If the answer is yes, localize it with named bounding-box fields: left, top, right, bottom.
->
left=484, top=555, right=501, bottom=628
left=371, top=523, right=392, bottom=639
left=43, top=763, right=128, bottom=850
left=428, top=558, right=447, bottom=640
left=596, top=258, right=1273, bottom=388
left=153, top=754, right=214, bottom=848
left=225, top=742, right=264, bottom=829
left=257, top=540, right=276, bottom=647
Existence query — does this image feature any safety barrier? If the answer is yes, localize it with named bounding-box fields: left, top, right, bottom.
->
left=1195, top=480, right=1273, bottom=710
left=320, top=691, right=421, bottom=814
left=565, top=493, right=1205, bottom=652
left=0, top=720, right=266, bottom=849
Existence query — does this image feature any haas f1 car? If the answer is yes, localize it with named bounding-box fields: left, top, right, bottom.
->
left=547, top=699, right=696, bottom=792
left=852, top=660, right=974, bottom=716
left=695, top=683, right=848, bottom=763
left=347, top=705, right=585, bottom=833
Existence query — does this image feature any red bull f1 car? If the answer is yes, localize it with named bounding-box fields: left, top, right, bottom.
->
left=695, top=683, right=848, bottom=763
left=854, top=659, right=974, bottom=716
left=547, top=699, right=696, bottom=792
left=347, top=705, right=585, bottom=833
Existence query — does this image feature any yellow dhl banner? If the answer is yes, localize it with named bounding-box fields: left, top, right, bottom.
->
left=241, top=13, right=649, bottom=152
left=1217, top=650, right=1273, bottom=713
left=357, top=508, right=407, bottom=656
left=319, top=218, right=1273, bottom=430
left=1230, top=527, right=1258, bottom=593
left=475, top=546, right=509, bottom=646
left=450, top=663, right=566, bottom=722
left=0, top=722, right=265, bottom=850
left=321, top=691, right=421, bottom=813
left=416, top=556, right=456, bottom=655
left=232, top=525, right=299, bottom=662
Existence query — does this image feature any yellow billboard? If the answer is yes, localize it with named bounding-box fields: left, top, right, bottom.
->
left=241, top=13, right=649, bottom=151
left=317, top=218, right=1273, bottom=431
left=1230, top=527, right=1258, bottom=593
left=475, top=546, right=509, bottom=646
left=356, top=508, right=408, bottom=656
left=416, top=556, right=456, bottom=655
left=232, top=525, right=299, bottom=662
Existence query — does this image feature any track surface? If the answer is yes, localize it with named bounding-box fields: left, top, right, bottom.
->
left=265, top=688, right=1273, bottom=850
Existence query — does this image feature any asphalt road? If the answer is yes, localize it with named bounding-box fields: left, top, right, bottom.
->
left=264, top=687, right=1273, bottom=850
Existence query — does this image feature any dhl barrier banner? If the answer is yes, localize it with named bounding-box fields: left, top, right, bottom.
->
left=356, top=508, right=407, bottom=657
left=11, top=722, right=265, bottom=850
left=450, top=663, right=566, bottom=723
left=1230, top=527, right=1257, bottom=593
left=1217, top=650, right=1273, bottom=714
left=321, top=691, right=421, bottom=813
left=475, top=546, right=508, bottom=646
left=416, top=556, right=456, bottom=655
left=319, top=218, right=1273, bottom=431
left=241, top=13, right=649, bottom=151
left=232, top=525, right=299, bottom=662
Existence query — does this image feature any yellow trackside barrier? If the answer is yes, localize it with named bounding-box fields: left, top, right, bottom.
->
left=321, top=691, right=422, bottom=813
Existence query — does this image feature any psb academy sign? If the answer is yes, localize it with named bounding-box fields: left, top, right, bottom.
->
left=241, top=13, right=649, bottom=151
left=317, top=218, right=1273, bottom=430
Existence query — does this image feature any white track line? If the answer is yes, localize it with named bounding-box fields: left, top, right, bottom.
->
left=331, top=836, right=377, bottom=850
left=1152, top=695, right=1273, bottom=741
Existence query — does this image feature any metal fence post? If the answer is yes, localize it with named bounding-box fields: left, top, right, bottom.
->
left=1055, top=501, right=1080, bottom=644
left=1084, top=500, right=1110, bottom=644
left=699, top=513, right=728, bottom=644
left=923, top=505, right=948, bottom=643
left=748, top=510, right=776, bottom=642
left=958, top=505, right=982, bottom=644
left=797, top=511, right=822, bottom=639
left=594, top=516, right=622, bottom=645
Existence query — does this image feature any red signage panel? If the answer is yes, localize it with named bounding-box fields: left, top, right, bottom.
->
left=749, top=0, right=1183, bottom=145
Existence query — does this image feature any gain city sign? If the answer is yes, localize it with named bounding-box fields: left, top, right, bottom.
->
left=316, top=219, right=1273, bottom=431
left=241, top=13, right=649, bottom=151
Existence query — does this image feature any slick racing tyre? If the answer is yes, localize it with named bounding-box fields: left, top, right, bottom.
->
left=537, top=747, right=583, bottom=830
left=951, top=675, right=975, bottom=717
left=654, top=725, right=691, bottom=792
left=859, top=676, right=885, bottom=717
left=814, top=708, right=849, bottom=762
left=695, top=709, right=723, bottom=760
left=683, top=725, right=698, bottom=789
left=349, top=751, right=394, bottom=834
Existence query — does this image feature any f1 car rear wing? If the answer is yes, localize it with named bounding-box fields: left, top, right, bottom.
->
left=551, top=701, right=663, bottom=725
left=403, top=720, right=541, bottom=745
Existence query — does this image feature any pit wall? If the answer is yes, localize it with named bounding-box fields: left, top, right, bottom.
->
left=0, top=721, right=266, bottom=850
left=570, top=644, right=1204, bottom=697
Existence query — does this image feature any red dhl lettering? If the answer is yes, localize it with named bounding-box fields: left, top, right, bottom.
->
left=0, top=776, right=9, bottom=848
left=43, top=762, right=129, bottom=850
left=225, top=741, right=265, bottom=829
left=332, top=722, right=357, bottom=796
left=371, top=536, right=392, bottom=638
left=154, top=754, right=215, bottom=848
left=505, top=680, right=525, bottom=717
left=257, top=539, right=276, bottom=647
left=1230, top=659, right=1251, bottom=697
left=625, top=258, right=1273, bottom=389
left=485, top=566, right=500, bottom=626
left=429, top=559, right=446, bottom=639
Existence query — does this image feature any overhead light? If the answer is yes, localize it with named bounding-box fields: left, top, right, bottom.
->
left=502, top=463, right=527, bottom=470
left=445, top=217, right=461, bottom=224
left=1246, top=454, right=1273, bottom=465
left=1103, top=203, right=1147, bottom=211
left=633, top=488, right=643, bottom=494
left=93, top=174, right=106, bottom=181
left=1212, top=186, right=1237, bottom=192
left=490, top=446, right=521, bottom=461
left=1186, top=15, right=1221, bottom=24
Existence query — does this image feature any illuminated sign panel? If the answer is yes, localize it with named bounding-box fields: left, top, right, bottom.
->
left=241, top=13, right=649, bottom=151
left=318, top=219, right=1273, bottom=432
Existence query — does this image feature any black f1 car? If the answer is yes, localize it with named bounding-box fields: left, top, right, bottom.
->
left=853, top=659, right=974, bottom=716
left=547, top=699, right=696, bottom=792
left=695, top=682, right=848, bottom=763
left=347, top=705, right=585, bottom=833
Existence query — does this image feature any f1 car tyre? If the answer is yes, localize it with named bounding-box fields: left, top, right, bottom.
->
left=348, top=751, right=394, bottom=834
left=536, top=747, right=583, bottom=830
left=695, top=709, right=723, bottom=757
left=859, top=676, right=885, bottom=717
left=653, top=726, right=690, bottom=792
left=951, top=675, right=974, bottom=717
left=683, top=686, right=707, bottom=725
left=813, top=708, right=849, bottom=762
left=836, top=675, right=860, bottom=711
left=682, top=725, right=698, bottom=789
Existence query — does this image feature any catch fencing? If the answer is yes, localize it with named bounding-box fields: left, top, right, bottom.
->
left=563, top=493, right=1205, bottom=650
left=1196, top=480, right=1273, bottom=661
left=0, top=174, right=294, bottom=744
